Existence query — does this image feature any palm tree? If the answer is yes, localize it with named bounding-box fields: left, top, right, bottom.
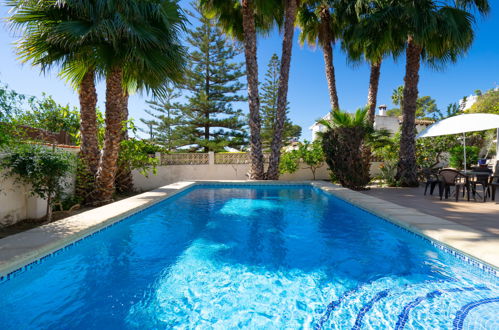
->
left=200, top=0, right=281, bottom=180
left=297, top=0, right=340, bottom=111
left=266, top=0, right=300, bottom=180
left=374, top=0, right=490, bottom=186
left=9, top=0, right=187, bottom=203
left=340, top=1, right=404, bottom=124
left=320, top=108, right=372, bottom=189
left=9, top=0, right=103, bottom=202
left=93, top=1, right=187, bottom=202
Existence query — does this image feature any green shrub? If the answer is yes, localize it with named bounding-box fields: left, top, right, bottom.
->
left=376, top=160, right=398, bottom=186
left=279, top=140, right=325, bottom=180
left=449, top=145, right=479, bottom=169
left=1, top=145, right=74, bottom=221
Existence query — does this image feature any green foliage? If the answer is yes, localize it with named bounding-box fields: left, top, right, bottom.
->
left=279, top=150, right=300, bottom=174
left=432, top=102, right=462, bottom=120
left=0, top=124, right=16, bottom=148
left=388, top=86, right=439, bottom=119
left=117, top=139, right=160, bottom=177
left=260, top=53, right=301, bottom=150
left=0, top=145, right=74, bottom=221
left=279, top=140, right=324, bottom=180
left=416, top=135, right=457, bottom=169
left=0, top=81, right=29, bottom=119
left=10, top=94, right=81, bottom=144
left=298, top=140, right=325, bottom=180
left=372, top=131, right=459, bottom=181
left=9, top=0, right=187, bottom=96
left=0, top=81, right=97, bottom=146
left=141, top=5, right=248, bottom=152
left=321, top=108, right=371, bottom=190
left=449, top=145, right=479, bottom=169
left=174, top=5, right=248, bottom=152
left=376, top=160, right=398, bottom=187
left=467, top=89, right=499, bottom=114
left=140, top=87, right=184, bottom=151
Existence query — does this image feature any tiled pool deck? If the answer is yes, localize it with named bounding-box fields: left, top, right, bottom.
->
left=0, top=181, right=497, bottom=279
left=362, top=186, right=499, bottom=236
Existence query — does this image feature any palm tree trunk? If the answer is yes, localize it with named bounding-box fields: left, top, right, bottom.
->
left=367, top=60, right=381, bottom=124
left=95, top=67, right=125, bottom=203
left=77, top=70, right=99, bottom=203
left=396, top=36, right=421, bottom=187
left=242, top=0, right=264, bottom=180
left=320, top=9, right=339, bottom=111
left=115, top=92, right=134, bottom=194
left=266, top=0, right=299, bottom=180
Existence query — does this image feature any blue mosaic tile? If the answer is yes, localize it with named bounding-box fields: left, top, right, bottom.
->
left=352, top=289, right=390, bottom=330
left=395, top=286, right=490, bottom=330
left=453, top=297, right=499, bottom=330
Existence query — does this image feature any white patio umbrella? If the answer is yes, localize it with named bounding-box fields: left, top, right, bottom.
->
left=416, top=113, right=499, bottom=171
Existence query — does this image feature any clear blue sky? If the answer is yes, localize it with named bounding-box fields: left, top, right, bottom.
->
left=1, top=2, right=498, bottom=140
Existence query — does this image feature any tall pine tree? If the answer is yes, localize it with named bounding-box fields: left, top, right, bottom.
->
left=260, top=54, right=301, bottom=150
left=178, top=5, right=248, bottom=152
left=140, top=87, right=183, bottom=151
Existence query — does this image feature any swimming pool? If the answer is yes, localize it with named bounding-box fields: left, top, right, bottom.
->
left=0, top=184, right=497, bottom=329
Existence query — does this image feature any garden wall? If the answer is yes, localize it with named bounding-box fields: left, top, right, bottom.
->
left=132, top=152, right=383, bottom=191
left=1, top=150, right=382, bottom=227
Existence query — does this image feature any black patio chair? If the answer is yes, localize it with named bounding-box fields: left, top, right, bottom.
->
left=439, top=169, right=470, bottom=202
left=422, top=168, right=441, bottom=196
left=470, top=167, right=492, bottom=202
left=488, top=176, right=499, bottom=201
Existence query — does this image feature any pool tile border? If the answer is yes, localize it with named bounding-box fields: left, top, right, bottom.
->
left=0, top=180, right=497, bottom=283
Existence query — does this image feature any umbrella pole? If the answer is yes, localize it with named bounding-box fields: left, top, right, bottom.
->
left=497, top=128, right=499, bottom=166
left=463, top=132, right=467, bottom=172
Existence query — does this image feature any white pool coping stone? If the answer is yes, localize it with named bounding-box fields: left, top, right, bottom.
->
left=0, top=180, right=497, bottom=278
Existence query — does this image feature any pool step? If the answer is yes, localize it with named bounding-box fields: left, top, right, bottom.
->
left=316, top=280, right=499, bottom=330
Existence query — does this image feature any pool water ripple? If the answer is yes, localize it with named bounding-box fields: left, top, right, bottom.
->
left=0, top=185, right=497, bottom=329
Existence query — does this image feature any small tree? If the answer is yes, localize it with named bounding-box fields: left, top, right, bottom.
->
left=1, top=145, right=74, bottom=222
left=279, top=140, right=324, bottom=180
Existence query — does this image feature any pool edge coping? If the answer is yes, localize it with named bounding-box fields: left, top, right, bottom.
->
left=0, top=180, right=497, bottom=279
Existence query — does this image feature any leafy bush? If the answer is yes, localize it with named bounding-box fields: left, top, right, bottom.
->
left=115, top=139, right=160, bottom=194
left=321, top=109, right=371, bottom=190
left=375, top=160, right=398, bottom=186
left=449, top=145, right=479, bottom=169
left=416, top=135, right=457, bottom=169
left=1, top=145, right=74, bottom=221
left=279, top=140, right=325, bottom=180
left=279, top=150, right=300, bottom=174
left=468, top=89, right=499, bottom=114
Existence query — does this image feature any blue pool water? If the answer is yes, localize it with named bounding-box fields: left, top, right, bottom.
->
left=0, top=185, right=498, bottom=329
